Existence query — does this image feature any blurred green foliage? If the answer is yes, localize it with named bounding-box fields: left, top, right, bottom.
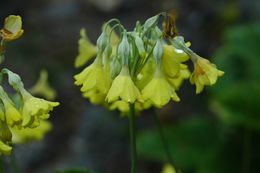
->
left=137, top=23, right=260, bottom=173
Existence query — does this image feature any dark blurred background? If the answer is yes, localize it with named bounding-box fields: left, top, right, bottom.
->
left=1, top=0, right=260, bottom=173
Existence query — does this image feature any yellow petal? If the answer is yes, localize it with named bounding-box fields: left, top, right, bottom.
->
left=74, top=29, right=97, bottom=68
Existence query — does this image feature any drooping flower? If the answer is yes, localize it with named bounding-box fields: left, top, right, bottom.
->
left=106, top=66, right=141, bottom=103
left=142, top=67, right=180, bottom=108
left=29, top=70, right=57, bottom=100
left=0, top=15, right=24, bottom=41
left=74, top=56, right=111, bottom=95
left=190, top=55, right=224, bottom=94
left=74, top=29, right=97, bottom=68
left=20, top=88, right=59, bottom=127
left=162, top=43, right=190, bottom=78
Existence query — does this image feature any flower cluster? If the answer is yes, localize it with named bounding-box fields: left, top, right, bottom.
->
left=0, top=15, right=59, bottom=155
left=74, top=14, right=224, bottom=113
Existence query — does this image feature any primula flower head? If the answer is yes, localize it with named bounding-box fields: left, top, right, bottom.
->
left=74, top=57, right=111, bottom=95
left=142, top=67, right=180, bottom=108
left=74, top=15, right=224, bottom=113
left=190, top=56, right=224, bottom=94
left=106, top=66, right=141, bottom=103
left=0, top=15, right=24, bottom=41
left=74, top=29, right=97, bottom=68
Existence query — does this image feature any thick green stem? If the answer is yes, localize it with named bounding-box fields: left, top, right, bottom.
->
left=153, top=110, right=180, bottom=173
left=129, top=103, right=137, bottom=173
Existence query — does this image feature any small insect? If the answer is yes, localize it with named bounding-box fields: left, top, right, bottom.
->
left=163, top=10, right=179, bottom=38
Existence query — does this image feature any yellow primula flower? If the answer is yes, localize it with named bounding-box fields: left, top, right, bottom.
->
left=161, top=163, right=177, bottom=173
left=162, top=43, right=190, bottom=78
left=190, top=56, right=224, bottom=94
left=142, top=67, right=180, bottom=108
left=75, top=29, right=97, bottom=68
left=0, top=15, right=24, bottom=41
left=11, top=120, right=52, bottom=144
left=20, top=89, right=59, bottom=127
left=163, top=43, right=191, bottom=62
left=106, top=66, right=141, bottom=103
left=74, top=56, right=111, bottom=95
left=29, top=70, right=57, bottom=100
left=167, top=64, right=190, bottom=90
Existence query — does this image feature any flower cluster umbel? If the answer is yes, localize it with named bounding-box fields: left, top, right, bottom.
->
left=0, top=15, right=59, bottom=155
left=74, top=14, right=224, bottom=113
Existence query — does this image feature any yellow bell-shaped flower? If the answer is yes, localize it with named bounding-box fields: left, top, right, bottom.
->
left=29, top=70, right=57, bottom=100
left=190, top=56, right=224, bottom=94
left=142, top=67, right=180, bottom=108
left=20, top=89, right=59, bottom=127
left=74, top=29, right=97, bottom=68
left=106, top=66, right=141, bottom=103
left=0, top=15, right=24, bottom=41
left=74, top=56, right=111, bottom=95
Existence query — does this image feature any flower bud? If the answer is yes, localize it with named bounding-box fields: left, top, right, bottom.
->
left=143, top=15, right=159, bottom=34
left=2, top=68, right=24, bottom=91
left=153, top=40, right=163, bottom=63
left=134, top=34, right=146, bottom=58
left=96, top=32, right=108, bottom=52
left=0, top=15, right=24, bottom=41
left=118, top=32, right=130, bottom=65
